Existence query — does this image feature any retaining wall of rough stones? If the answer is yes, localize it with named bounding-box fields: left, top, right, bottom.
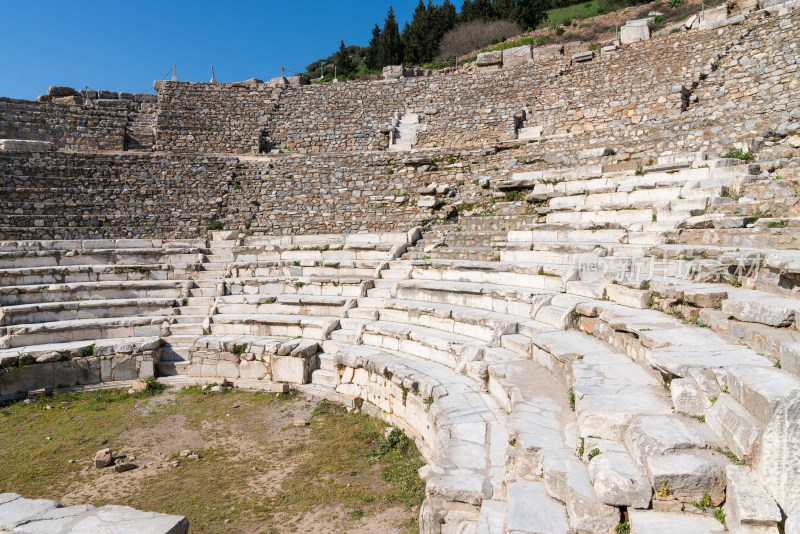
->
left=687, top=9, right=800, bottom=137
left=0, top=97, right=128, bottom=151
left=154, top=81, right=283, bottom=155
left=0, top=151, right=236, bottom=240
left=230, top=152, right=457, bottom=234
left=0, top=9, right=796, bottom=240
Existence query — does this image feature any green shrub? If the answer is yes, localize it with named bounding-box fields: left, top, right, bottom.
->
left=721, top=148, right=755, bottom=162
left=142, top=375, right=165, bottom=395
left=231, top=344, right=247, bottom=357
left=556, top=27, right=565, bottom=35
left=208, top=218, right=224, bottom=231
left=82, top=344, right=95, bottom=357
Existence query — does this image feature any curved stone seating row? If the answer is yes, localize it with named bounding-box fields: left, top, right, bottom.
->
left=0, top=280, right=192, bottom=307
left=213, top=294, right=353, bottom=317
left=317, top=251, right=796, bottom=532
left=326, top=344, right=510, bottom=533
left=229, top=259, right=382, bottom=279
left=208, top=314, right=339, bottom=340
left=0, top=297, right=180, bottom=326
left=0, top=244, right=205, bottom=269
left=0, top=263, right=188, bottom=286
left=222, top=276, right=371, bottom=298
left=2, top=316, right=165, bottom=348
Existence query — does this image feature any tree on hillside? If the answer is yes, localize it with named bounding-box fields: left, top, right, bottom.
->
left=494, top=0, right=518, bottom=20
left=460, top=0, right=496, bottom=22
left=335, top=40, right=355, bottom=76
left=378, top=6, right=403, bottom=66
left=436, top=0, right=459, bottom=32
left=401, top=0, right=431, bottom=65
left=515, top=0, right=548, bottom=28
left=364, top=24, right=382, bottom=70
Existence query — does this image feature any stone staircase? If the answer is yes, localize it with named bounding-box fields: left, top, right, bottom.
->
left=124, top=110, right=157, bottom=151
left=390, top=112, right=420, bottom=152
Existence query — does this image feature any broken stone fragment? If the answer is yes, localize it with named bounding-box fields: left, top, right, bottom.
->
left=114, top=461, right=137, bottom=473
left=94, top=448, right=113, bottom=468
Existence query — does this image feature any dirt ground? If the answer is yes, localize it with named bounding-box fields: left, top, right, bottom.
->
left=0, top=386, right=425, bottom=534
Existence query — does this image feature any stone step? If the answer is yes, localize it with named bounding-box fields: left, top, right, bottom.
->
left=629, top=510, right=727, bottom=534
left=310, top=368, right=338, bottom=387
left=157, top=360, right=190, bottom=376
left=161, top=344, right=190, bottom=362
left=367, top=287, right=392, bottom=298
left=506, top=480, right=569, bottom=534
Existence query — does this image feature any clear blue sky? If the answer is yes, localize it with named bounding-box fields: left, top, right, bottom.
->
left=0, top=0, right=425, bottom=100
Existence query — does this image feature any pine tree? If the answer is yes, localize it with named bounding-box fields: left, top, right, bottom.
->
left=365, top=24, right=382, bottom=70
left=515, top=0, right=547, bottom=29
left=437, top=0, right=459, bottom=31
left=494, top=0, right=518, bottom=21
left=470, top=0, right=496, bottom=21
left=460, top=0, right=475, bottom=21
left=377, top=6, right=403, bottom=66
left=402, top=0, right=432, bottom=65
left=335, top=40, right=355, bottom=77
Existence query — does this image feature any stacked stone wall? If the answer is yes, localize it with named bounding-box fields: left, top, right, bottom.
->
left=686, top=9, right=800, bottom=137
left=154, top=81, right=283, bottom=154
left=0, top=151, right=236, bottom=240
left=0, top=98, right=127, bottom=151
left=525, top=28, right=733, bottom=137
left=230, top=152, right=456, bottom=234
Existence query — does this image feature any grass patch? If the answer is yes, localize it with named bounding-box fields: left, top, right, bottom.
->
left=0, top=390, right=424, bottom=533
left=545, top=0, right=607, bottom=26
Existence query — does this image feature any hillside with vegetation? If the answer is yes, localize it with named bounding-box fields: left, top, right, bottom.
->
left=302, top=0, right=711, bottom=81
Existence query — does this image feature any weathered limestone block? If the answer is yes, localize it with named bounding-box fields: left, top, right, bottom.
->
left=672, top=378, right=712, bottom=416
left=507, top=480, right=569, bottom=534
left=625, top=415, right=709, bottom=468
left=427, top=469, right=492, bottom=506
left=706, top=395, right=762, bottom=461
left=502, top=45, right=533, bottom=69
left=629, top=510, right=726, bottom=533
left=0, top=139, right=56, bottom=152
left=476, top=51, right=503, bottom=67
left=533, top=43, right=563, bottom=61
left=382, top=65, right=408, bottom=80
left=239, top=360, right=268, bottom=380
left=698, top=5, right=729, bottom=29
left=721, top=298, right=797, bottom=328
left=47, top=85, right=75, bottom=97
left=758, top=388, right=800, bottom=516
left=724, top=465, right=781, bottom=532
left=588, top=451, right=652, bottom=508
left=271, top=355, right=312, bottom=384
left=621, top=20, right=651, bottom=44
left=646, top=453, right=726, bottom=502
